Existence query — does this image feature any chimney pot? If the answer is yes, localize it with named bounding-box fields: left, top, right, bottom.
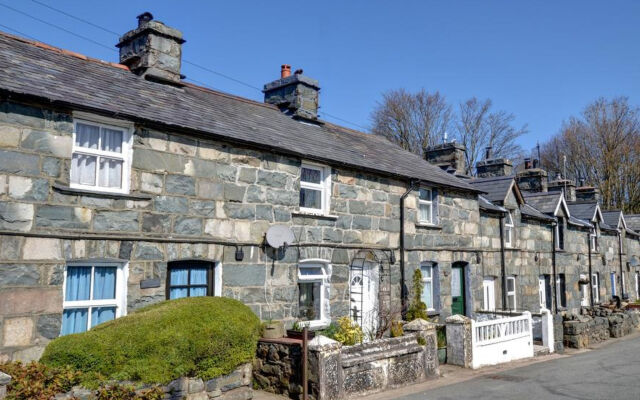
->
left=137, top=12, right=154, bottom=27
left=533, top=159, right=539, bottom=168
left=485, top=146, right=492, bottom=160
left=294, top=68, right=304, bottom=75
left=281, top=64, right=291, bottom=78
left=524, top=158, right=532, bottom=169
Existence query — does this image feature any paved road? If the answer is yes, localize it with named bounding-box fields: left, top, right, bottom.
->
left=397, top=336, right=640, bottom=400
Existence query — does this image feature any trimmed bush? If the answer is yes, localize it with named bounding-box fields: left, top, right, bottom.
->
left=40, top=297, right=260, bottom=385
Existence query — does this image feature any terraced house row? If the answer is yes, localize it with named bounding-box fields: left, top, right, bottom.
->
left=0, top=14, right=638, bottom=360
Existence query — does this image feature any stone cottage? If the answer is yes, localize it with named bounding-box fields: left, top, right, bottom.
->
left=0, top=13, right=639, bottom=362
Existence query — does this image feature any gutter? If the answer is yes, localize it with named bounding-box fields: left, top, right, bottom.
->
left=400, top=180, right=420, bottom=315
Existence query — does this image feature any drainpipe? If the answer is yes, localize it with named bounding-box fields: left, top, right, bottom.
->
left=499, top=213, right=507, bottom=310
left=400, top=180, right=420, bottom=315
left=551, top=222, right=557, bottom=314
left=588, top=230, right=594, bottom=307
left=619, top=231, right=625, bottom=300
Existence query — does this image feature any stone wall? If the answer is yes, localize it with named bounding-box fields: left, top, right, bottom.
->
left=0, top=371, right=9, bottom=400
left=253, top=339, right=303, bottom=398
left=563, top=308, right=640, bottom=349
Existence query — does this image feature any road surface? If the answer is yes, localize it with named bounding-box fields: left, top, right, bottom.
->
left=396, top=336, right=640, bottom=400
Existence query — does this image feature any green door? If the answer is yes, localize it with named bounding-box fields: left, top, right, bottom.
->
left=451, top=265, right=465, bottom=315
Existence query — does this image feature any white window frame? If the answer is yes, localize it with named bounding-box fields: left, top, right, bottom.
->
left=611, top=272, right=617, bottom=297
left=299, top=162, right=331, bottom=215
left=538, top=275, right=547, bottom=309
left=592, top=273, right=600, bottom=303
left=418, top=187, right=435, bottom=224
left=421, top=263, right=434, bottom=311
left=482, top=277, right=496, bottom=311
left=590, top=227, right=598, bottom=252
left=62, top=261, right=128, bottom=334
left=71, top=113, right=134, bottom=194
left=297, top=260, right=331, bottom=328
left=504, top=211, right=514, bottom=248
left=555, top=219, right=564, bottom=250
left=556, top=274, right=566, bottom=308
left=506, top=275, right=517, bottom=310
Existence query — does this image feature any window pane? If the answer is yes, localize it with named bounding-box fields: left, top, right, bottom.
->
left=419, top=203, right=432, bottom=222
left=300, top=188, right=322, bottom=209
left=190, top=268, right=208, bottom=285
left=422, top=281, right=433, bottom=309
left=61, top=308, right=88, bottom=335
left=190, top=287, right=207, bottom=297
left=507, top=278, right=515, bottom=292
left=91, top=306, right=116, bottom=328
left=299, top=282, right=321, bottom=321
left=75, top=123, right=99, bottom=149
left=65, top=267, right=91, bottom=301
left=101, top=128, right=123, bottom=153
left=170, top=287, right=188, bottom=299
left=93, top=267, right=116, bottom=300
left=71, top=154, right=97, bottom=186
left=300, top=267, right=324, bottom=276
left=419, top=189, right=431, bottom=201
left=420, top=265, right=432, bottom=279
left=301, top=167, right=322, bottom=184
left=170, top=268, right=189, bottom=286
left=98, top=158, right=123, bottom=188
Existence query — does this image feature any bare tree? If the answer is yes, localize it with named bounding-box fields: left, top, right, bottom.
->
left=540, top=97, right=640, bottom=212
left=454, top=97, right=528, bottom=175
left=371, top=89, right=452, bottom=156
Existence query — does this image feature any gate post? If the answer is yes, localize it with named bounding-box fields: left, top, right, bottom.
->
left=445, top=314, right=473, bottom=368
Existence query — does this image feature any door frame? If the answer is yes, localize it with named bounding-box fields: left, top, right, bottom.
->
left=451, top=261, right=469, bottom=316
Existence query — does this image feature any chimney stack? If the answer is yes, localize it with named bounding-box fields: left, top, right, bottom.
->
left=475, top=158, right=514, bottom=178
left=264, top=65, right=320, bottom=120
left=576, top=186, right=601, bottom=203
left=516, top=163, right=548, bottom=193
left=548, top=175, right=577, bottom=202
left=116, top=12, right=185, bottom=84
left=424, top=142, right=467, bottom=176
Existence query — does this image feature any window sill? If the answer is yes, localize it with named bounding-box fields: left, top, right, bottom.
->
left=299, top=319, right=331, bottom=330
left=292, top=211, right=339, bottom=220
left=415, top=223, right=442, bottom=230
left=53, top=182, right=153, bottom=200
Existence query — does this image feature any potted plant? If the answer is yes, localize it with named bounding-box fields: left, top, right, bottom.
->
left=286, top=320, right=316, bottom=340
left=437, top=325, right=447, bottom=364
left=261, top=319, right=284, bottom=339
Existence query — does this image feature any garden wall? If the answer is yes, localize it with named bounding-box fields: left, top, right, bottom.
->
left=563, top=308, right=640, bottom=349
left=253, top=338, right=303, bottom=398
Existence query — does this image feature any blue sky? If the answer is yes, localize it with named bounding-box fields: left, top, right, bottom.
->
left=1, top=1, right=638, bottom=152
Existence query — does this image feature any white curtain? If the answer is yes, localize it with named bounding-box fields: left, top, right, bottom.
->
left=101, top=128, right=123, bottom=153
left=71, top=154, right=96, bottom=185
left=98, top=158, right=123, bottom=188
left=75, top=123, right=99, bottom=149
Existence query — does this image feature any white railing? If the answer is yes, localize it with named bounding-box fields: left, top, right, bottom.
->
left=471, top=311, right=534, bottom=369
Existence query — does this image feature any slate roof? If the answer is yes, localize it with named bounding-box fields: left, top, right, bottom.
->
left=567, top=202, right=598, bottom=222
left=522, top=192, right=563, bottom=215
left=0, top=32, right=480, bottom=193
left=568, top=216, right=593, bottom=228
left=478, top=196, right=507, bottom=213
left=602, top=210, right=622, bottom=229
left=626, top=215, right=640, bottom=232
left=469, top=176, right=515, bottom=203
left=520, top=204, right=555, bottom=222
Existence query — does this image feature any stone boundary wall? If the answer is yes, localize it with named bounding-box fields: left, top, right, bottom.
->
left=309, top=319, right=438, bottom=400
left=563, top=308, right=640, bottom=349
left=39, top=364, right=253, bottom=400
left=253, top=338, right=303, bottom=398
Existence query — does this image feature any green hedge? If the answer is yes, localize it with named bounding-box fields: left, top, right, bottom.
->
left=40, top=297, right=260, bottom=385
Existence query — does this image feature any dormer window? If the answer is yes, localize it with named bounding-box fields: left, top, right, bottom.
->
left=299, top=163, right=331, bottom=215
left=70, top=116, right=133, bottom=194
left=504, top=211, right=514, bottom=248
left=555, top=217, right=565, bottom=250
left=418, top=188, right=437, bottom=224
left=590, top=225, right=598, bottom=252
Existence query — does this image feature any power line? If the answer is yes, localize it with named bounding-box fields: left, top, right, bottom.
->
left=2, top=0, right=369, bottom=131
left=0, top=22, right=38, bottom=41
left=0, top=2, right=117, bottom=53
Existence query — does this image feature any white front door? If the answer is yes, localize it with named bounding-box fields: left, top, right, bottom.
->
left=538, top=275, right=547, bottom=310
left=635, top=272, right=639, bottom=299
left=350, top=261, right=378, bottom=338
left=483, top=278, right=495, bottom=311
left=581, top=283, right=589, bottom=307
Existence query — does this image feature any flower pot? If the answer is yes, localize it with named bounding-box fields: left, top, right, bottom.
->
left=262, top=321, right=285, bottom=339
left=286, top=329, right=316, bottom=340
left=438, top=347, right=447, bottom=364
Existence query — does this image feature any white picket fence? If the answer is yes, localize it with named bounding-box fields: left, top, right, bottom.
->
left=471, top=311, right=534, bottom=369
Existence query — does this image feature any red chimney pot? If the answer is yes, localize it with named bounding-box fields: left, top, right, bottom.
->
left=281, top=64, right=291, bottom=78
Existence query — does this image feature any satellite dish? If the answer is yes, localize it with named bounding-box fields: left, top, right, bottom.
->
left=266, top=225, right=295, bottom=249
